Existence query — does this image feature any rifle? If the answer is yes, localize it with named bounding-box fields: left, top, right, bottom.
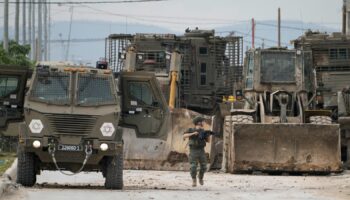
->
left=187, top=128, right=216, bottom=140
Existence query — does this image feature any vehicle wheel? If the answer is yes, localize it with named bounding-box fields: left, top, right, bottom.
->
left=16, top=147, right=36, bottom=187
left=104, top=152, right=123, bottom=189
left=222, top=115, right=253, bottom=172
left=309, top=116, right=332, bottom=124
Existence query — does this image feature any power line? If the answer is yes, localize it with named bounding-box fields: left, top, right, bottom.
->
left=81, top=4, right=241, bottom=25
left=50, top=38, right=104, bottom=43
left=218, top=30, right=290, bottom=47
left=0, top=0, right=168, bottom=4
left=54, top=6, right=249, bottom=24
left=256, top=22, right=308, bottom=31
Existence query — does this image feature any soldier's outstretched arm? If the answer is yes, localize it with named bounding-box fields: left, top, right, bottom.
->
left=183, top=131, right=199, bottom=139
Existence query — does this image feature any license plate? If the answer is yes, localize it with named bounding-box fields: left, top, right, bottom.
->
left=58, top=144, right=82, bottom=151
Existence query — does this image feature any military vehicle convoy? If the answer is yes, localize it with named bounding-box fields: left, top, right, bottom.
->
left=0, top=61, right=216, bottom=189
left=222, top=47, right=342, bottom=174
left=2, top=29, right=345, bottom=190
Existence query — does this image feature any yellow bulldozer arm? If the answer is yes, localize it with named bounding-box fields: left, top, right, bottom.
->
left=223, top=122, right=342, bottom=174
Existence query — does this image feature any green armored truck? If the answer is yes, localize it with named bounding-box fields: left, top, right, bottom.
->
left=9, top=61, right=176, bottom=189
left=17, top=64, right=124, bottom=189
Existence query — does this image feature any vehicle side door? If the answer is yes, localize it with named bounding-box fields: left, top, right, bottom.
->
left=119, top=72, right=169, bottom=139
left=0, top=65, right=30, bottom=131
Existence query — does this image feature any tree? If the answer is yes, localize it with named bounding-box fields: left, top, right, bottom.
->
left=0, top=40, right=34, bottom=67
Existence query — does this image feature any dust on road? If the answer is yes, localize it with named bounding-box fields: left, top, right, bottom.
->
left=3, top=170, right=350, bottom=200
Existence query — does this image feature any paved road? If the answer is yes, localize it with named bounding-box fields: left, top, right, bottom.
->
left=3, top=170, right=350, bottom=200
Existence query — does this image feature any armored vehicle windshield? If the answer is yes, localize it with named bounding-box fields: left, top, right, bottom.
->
left=29, top=66, right=117, bottom=106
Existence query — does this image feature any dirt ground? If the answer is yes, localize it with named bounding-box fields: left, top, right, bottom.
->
left=3, top=170, right=350, bottom=200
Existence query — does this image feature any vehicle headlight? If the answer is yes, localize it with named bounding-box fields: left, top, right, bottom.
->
left=33, top=140, right=41, bottom=148
left=100, top=143, right=109, bottom=151
left=29, top=119, right=44, bottom=134
left=138, top=55, right=143, bottom=60
left=166, top=54, right=171, bottom=60
left=100, top=123, right=115, bottom=137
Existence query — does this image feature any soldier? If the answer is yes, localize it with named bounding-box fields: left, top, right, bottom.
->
left=183, top=116, right=210, bottom=187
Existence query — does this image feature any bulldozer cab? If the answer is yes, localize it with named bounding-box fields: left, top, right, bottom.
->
left=240, top=48, right=316, bottom=122
left=119, top=71, right=170, bottom=139
left=0, top=65, right=30, bottom=136
left=244, top=48, right=314, bottom=92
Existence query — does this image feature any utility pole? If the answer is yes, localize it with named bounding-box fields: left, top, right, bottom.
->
left=343, top=1, right=347, bottom=35
left=15, top=0, right=20, bottom=42
left=48, top=2, right=51, bottom=60
left=22, top=0, right=26, bottom=44
left=3, top=0, right=9, bottom=52
left=278, top=7, right=281, bottom=48
left=251, top=18, right=255, bottom=49
left=28, top=0, right=32, bottom=57
left=44, top=0, right=48, bottom=61
left=66, top=6, right=74, bottom=61
left=262, top=39, right=265, bottom=49
left=38, top=0, right=43, bottom=61
left=32, top=0, right=36, bottom=60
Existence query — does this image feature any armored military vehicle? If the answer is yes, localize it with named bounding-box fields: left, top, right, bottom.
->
left=106, top=28, right=243, bottom=114
left=0, top=61, right=215, bottom=189
left=17, top=64, right=124, bottom=189
left=222, top=47, right=342, bottom=174
left=0, top=65, right=30, bottom=151
left=293, top=31, right=350, bottom=168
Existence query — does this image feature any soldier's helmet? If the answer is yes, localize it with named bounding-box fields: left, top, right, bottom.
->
left=193, top=116, right=205, bottom=125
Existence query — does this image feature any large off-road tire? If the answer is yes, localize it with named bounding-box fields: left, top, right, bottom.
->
left=309, top=116, right=332, bottom=125
left=16, top=147, right=37, bottom=187
left=222, top=115, right=253, bottom=172
left=104, top=152, right=123, bottom=190
left=227, top=115, right=254, bottom=124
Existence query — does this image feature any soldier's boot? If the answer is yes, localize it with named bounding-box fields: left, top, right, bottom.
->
left=199, top=178, right=204, bottom=185
left=192, top=178, right=197, bottom=187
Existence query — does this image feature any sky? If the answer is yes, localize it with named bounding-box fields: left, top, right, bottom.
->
left=0, top=0, right=345, bottom=32
left=0, top=0, right=345, bottom=63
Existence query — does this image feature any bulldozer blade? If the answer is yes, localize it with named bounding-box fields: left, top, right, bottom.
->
left=224, top=123, right=342, bottom=174
left=123, top=108, right=216, bottom=171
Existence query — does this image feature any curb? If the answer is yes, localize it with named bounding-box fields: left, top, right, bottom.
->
left=0, top=158, right=17, bottom=198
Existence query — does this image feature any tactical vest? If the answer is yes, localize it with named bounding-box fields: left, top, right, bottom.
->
left=187, top=128, right=206, bottom=148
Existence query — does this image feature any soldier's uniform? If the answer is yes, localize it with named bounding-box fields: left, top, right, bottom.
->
left=188, top=131, right=207, bottom=180
left=185, top=117, right=209, bottom=186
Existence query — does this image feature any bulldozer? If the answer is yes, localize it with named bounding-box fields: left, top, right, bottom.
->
left=105, top=29, right=244, bottom=169
left=118, top=50, right=217, bottom=170
left=222, top=47, right=342, bottom=174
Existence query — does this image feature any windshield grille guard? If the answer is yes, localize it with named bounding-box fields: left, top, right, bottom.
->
left=76, top=73, right=117, bottom=106
left=30, top=72, right=70, bottom=105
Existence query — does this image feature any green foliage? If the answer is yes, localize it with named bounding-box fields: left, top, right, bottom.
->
left=0, top=40, right=34, bottom=67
